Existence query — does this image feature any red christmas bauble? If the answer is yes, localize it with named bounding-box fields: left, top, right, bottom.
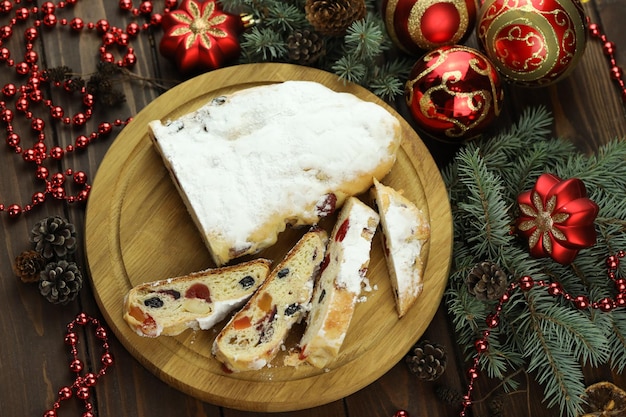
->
left=160, top=0, right=244, bottom=73
left=516, top=173, right=599, bottom=265
left=405, top=45, right=504, bottom=142
left=382, top=0, right=478, bottom=54
left=477, top=0, right=587, bottom=86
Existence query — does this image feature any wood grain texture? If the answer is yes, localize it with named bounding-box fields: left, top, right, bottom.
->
left=84, top=63, right=453, bottom=412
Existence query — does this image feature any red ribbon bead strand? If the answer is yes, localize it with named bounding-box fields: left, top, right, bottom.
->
left=43, top=313, right=114, bottom=417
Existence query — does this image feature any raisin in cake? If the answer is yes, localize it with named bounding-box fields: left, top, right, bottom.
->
left=149, top=81, right=401, bottom=266
left=123, top=259, right=271, bottom=337
left=298, top=197, right=379, bottom=368
left=212, top=228, right=328, bottom=372
left=371, top=179, right=430, bottom=318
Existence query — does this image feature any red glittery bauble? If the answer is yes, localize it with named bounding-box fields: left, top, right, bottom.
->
left=516, top=173, right=599, bottom=265
left=477, top=0, right=587, bottom=86
left=382, top=0, right=478, bottom=54
left=404, top=45, right=504, bottom=142
left=159, top=0, right=244, bottom=73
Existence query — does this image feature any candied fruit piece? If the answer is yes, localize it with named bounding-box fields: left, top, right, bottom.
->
left=234, top=316, right=251, bottom=330
left=129, top=305, right=147, bottom=323
left=258, top=292, right=273, bottom=313
left=185, top=283, right=211, bottom=302
left=182, top=298, right=211, bottom=314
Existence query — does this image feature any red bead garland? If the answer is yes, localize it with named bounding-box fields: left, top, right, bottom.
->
left=587, top=18, right=626, bottom=102
left=43, top=313, right=114, bottom=417
left=457, top=251, right=626, bottom=417
left=0, top=0, right=179, bottom=218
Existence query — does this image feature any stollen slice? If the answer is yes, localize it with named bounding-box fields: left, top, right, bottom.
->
left=371, top=178, right=430, bottom=318
left=123, top=259, right=271, bottom=337
left=212, top=228, right=328, bottom=372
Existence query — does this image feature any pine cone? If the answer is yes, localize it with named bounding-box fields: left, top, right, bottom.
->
left=466, top=261, right=508, bottom=301
left=435, top=385, right=463, bottom=405
left=30, top=216, right=77, bottom=260
left=14, top=250, right=47, bottom=284
left=405, top=340, right=447, bottom=381
left=39, top=260, right=83, bottom=305
left=287, top=29, right=326, bottom=66
left=305, top=0, right=366, bottom=37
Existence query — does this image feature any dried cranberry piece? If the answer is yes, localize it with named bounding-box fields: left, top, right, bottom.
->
left=157, top=289, right=181, bottom=299
left=185, top=283, right=211, bottom=302
left=315, top=193, right=337, bottom=217
left=256, top=306, right=277, bottom=345
left=319, top=254, right=330, bottom=274
left=144, top=297, right=164, bottom=308
left=335, top=218, right=350, bottom=242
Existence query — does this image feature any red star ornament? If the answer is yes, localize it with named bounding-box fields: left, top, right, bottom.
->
left=516, top=173, right=599, bottom=265
left=160, top=0, right=244, bottom=73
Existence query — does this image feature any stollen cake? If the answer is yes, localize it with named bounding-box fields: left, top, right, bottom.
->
left=212, top=228, right=328, bottom=372
left=123, top=259, right=271, bottom=337
left=298, top=197, right=379, bottom=368
left=149, top=80, right=402, bottom=266
left=371, top=179, right=430, bottom=318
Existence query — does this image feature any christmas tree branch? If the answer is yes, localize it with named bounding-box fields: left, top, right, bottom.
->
left=444, top=107, right=626, bottom=417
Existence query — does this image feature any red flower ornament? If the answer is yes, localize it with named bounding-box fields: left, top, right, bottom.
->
left=159, top=0, right=244, bottom=73
left=516, top=173, right=599, bottom=265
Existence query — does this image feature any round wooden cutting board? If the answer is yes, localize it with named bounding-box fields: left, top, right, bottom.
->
left=85, top=63, right=453, bottom=412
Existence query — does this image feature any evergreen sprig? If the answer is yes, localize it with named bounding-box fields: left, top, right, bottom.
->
left=218, top=0, right=413, bottom=101
left=443, top=107, right=626, bottom=417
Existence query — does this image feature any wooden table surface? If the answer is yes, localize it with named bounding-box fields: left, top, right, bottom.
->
left=1, top=1, right=625, bottom=416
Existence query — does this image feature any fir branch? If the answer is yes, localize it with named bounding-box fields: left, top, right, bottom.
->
left=454, top=147, right=515, bottom=261
left=479, top=336, right=524, bottom=388
left=521, top=290, right=587, bottom=416
left=444, top=106, right=626, bottom=417
left=331, top=54, right=367, bottom=84
left=240, top=26, right=288, bottom=61
left=368, top=58, right=414, bottom=101
left=368, top=72, right=404, bottom=101
left=608, top=309, right=626, bottom=371
left=264, top=2, right=308, bottom=31
left=343, top=14, right=387, bottom=61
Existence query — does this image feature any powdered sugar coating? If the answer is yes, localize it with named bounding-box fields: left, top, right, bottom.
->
left=149, top=81, right=400, bottom=265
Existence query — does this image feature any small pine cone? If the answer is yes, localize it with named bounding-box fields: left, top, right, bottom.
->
left=435, top=385, right=463, bottom=405
left=488, top=393, right=506, bottom=417
left=287, top=29, right=326, bottom=66
left=39, top=260, right=83, bottom=305
left=305, top=0, right=366, bottom=37
left=405, top=340, right=447, bottom=381
left=44, top=65, right=73, bottom=82
left=466, top=261, right=508, bottom=301
left=30, top=216, right=77, bottom=260
left=14, top=250, right=47, bottom=283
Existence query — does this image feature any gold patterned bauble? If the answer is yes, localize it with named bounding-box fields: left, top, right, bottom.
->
left=477, top=0, right=587, bottom=86
left=382, top=0, right=478, bottom=55
left=405, top=45, right=504, bottom=142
